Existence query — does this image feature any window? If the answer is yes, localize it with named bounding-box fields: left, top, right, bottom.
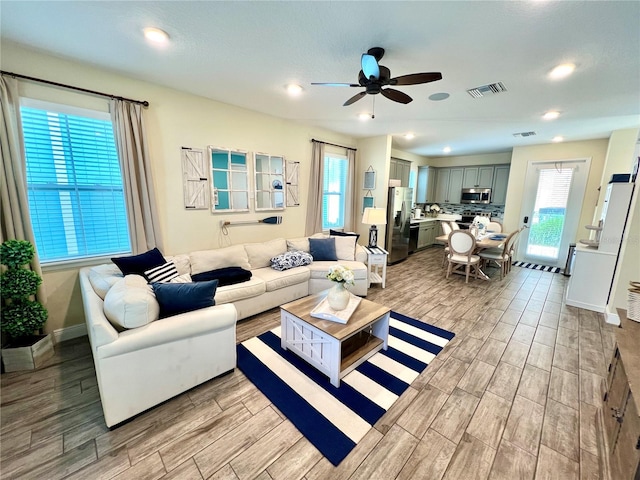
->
left=21, top=103, right=131, bottom=263
left=322, top=153, right=348, bottom=230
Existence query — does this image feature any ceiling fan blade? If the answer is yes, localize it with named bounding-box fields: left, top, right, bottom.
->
left=390, top=72, right=443, bottom=86
left=343, top=91, right=367, bottom=106
left=361, top=54, right=380, bottom=80
left=311, top=82, right=360, bottom=87
left=381, top=88, right=413, bottom=104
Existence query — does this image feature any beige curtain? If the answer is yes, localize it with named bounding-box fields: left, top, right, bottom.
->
left=305, top=141, right=325, bottom=236
left=0, top=75, right=46, bottom=302
left=343, top=148, right=357, bottom=231
left=110, top=99, right=163, bottom=254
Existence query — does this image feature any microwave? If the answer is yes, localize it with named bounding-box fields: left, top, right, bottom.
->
left=461, top=188, right=491, bottom=204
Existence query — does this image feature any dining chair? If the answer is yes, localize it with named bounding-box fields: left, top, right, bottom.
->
left=486, top=221, right=503, bottom=233
left=440, top=221, right=452, bottom=267
left=505, top=227, right=523, bottom=274
left=450, top=221, right=460, bottom=230
left=478, top=229, right=519, bottom=280
left=446, top=230, right=480, bottom=283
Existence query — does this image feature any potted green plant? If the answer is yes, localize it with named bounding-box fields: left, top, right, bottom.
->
left=1, top=239, right=53, bottom=372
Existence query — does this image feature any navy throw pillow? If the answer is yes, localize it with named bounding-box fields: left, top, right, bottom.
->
left=330, top=229, right=361, bottom=243
left=309, top=237, right=338, bottom=261
left=191, top=266, right=252, bottom=286
left=152, top=280, right=218, bottom=318
left=112, top=248, right=166, bottom=276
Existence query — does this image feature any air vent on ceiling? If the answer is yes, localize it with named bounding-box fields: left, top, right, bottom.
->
left=513, top=131, right=537, bottom=138
left=466, top=82, right=507, bottom=98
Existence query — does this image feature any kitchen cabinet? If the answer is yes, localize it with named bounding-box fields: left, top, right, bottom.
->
left=417, top=221, right=436, bottom=249
left=462, top=166, right=494, bottom=188
left=390, top=158, right=411, bottom=187
left=435, top=167, right=464, bottom=204
left=491, top=165, right=510, bottom=205
left=599, top=310, right=640, bottom=480
left=416, top=166, right=437, bottom=204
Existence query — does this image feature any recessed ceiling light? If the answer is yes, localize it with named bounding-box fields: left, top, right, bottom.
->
left=404, top=133, right=415, bottom=140
left=443, top=146, right=452, bottom=153
left=543, top=110, right=560, bottom=120
left=286, top=84, right=303, bottom=96
left=143, top=27, right=170, bottom=44
left=552, top=136, right=564, bottom=143
left=358, top=113, right=371, bottom=121
left=429, top=92, right=450, bottom=101
left=549, top=63, right=576, bottom=79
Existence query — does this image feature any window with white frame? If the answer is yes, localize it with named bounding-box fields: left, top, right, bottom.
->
left=322, top=152, right=349, bottom=230
left=21, top=101, right=131, bottom=263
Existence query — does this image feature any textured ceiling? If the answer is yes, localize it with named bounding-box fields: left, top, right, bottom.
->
left=1, top=1, right=639, bottom=156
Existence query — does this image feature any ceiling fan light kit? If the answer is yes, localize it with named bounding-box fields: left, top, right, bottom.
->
left=313, top=47, right=442, bottom=107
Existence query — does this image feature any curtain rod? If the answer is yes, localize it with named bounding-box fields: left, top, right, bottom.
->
left=311, top=138, right=357, bottom=152
left=1, top=70, right=150, bottom=107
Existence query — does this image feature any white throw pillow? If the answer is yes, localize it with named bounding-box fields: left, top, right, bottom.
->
left=103, top=275, right=160, bottom=329
left=333, top=235, right=357, bottom=261
left=88, top=264, right=123, bottom=299
left=287, top=237, right=309, bottom=253
left=244, top=238, right=287, bottom=269
left=165, top=254, right=191, bottom=275
left=170, top=273, right=192, bottom=283
left=190, top=245, right=250, bottom=274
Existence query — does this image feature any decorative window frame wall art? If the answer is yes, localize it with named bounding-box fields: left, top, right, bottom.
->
left=180, top=147, right=209, bottom=209
left=254, top=153, right=286, bottom=211
left=208, top=146, right=250, bottom=213
left=286, top=160, right=300, bottom=207
left=363, top=167, right=376, bottom=190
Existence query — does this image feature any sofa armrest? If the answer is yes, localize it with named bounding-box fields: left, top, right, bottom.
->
left=355, top=243, right=367, bottom=263
left=98, top=303, right=237, bottom=359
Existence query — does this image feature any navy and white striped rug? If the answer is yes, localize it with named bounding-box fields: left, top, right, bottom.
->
left=237, top=311, right=454, bottom=466
left=512, top=261, right=562, bottom=273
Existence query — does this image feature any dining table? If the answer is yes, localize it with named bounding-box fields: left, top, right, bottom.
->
left=435, top=232, right=510, bottom=280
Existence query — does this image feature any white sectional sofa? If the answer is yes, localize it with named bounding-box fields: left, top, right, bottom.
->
left=79, top=233, right=368, bottom=427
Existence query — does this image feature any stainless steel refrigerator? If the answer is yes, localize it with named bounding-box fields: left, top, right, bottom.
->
left=385, top=186, right=413, bottom=264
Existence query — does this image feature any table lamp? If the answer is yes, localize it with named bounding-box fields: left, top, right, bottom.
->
left=362, top=207, right=387, bottom=248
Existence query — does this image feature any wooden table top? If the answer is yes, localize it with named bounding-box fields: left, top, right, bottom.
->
left=280, top=291, right=390, bottom=341
left=435, top=232, right=510, bottom=250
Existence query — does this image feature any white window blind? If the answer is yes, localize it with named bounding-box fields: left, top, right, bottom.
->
left=21, top=105, right=131, bottom=262
left=322, top=153, right=348, bottom=230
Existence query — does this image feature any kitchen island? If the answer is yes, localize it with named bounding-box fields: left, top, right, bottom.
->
left=410, top=214, right=462, bottom=252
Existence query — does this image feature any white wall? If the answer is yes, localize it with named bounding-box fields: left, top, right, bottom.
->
left=503, top=139, right=609, bottom=238
left=2, top=42, right=358, bottom=333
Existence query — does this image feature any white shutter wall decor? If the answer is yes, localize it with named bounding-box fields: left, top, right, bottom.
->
left=286, top=160, right=300, bottom=207
left=181, top=147, right=209, bottom=209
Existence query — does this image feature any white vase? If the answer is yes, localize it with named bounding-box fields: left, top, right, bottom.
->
left=327, top=283, right=350, bottom=311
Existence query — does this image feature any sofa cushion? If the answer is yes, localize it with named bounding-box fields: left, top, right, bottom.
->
left=252, top=266, right=311, bottom=292
left=191, top=267, right=252, bottom=286
left=214, top=277, right=266, bottom=304
left=165, top=254, right=190, bottom=275
left=308, top=260, right=368, bottom=280
left=271, top=251, right=313, bottom=271
left=144, top=261, right=179, bottom=283
left=151, top=280, right=218, bottom=318
left=286, top=237, right=309, bottom=253
left=112, top=248, right=166, bottom=276
left=190, top=245, right=250, bottom=274
left=332, top=235, right=358, bottom=261
left=104, top=275, right=159, bottom=329
left=244, top=238, right=287, bottom=269
left=309, top=237, right=337, bottom=261
left=88, top=264, right=123, bottom=299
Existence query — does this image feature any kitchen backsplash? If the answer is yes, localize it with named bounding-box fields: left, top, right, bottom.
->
left=416, top=203, right=505, bottom=220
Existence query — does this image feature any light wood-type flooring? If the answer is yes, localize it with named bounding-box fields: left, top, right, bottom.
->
left=1, top=247, right=617, bottom=479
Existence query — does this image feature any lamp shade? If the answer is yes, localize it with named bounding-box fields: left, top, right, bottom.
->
left=362, top=207, right=387, bottom=225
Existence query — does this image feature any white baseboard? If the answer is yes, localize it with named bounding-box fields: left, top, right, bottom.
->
left=53, top=323, right=87, bottom=343
left=604, top=307, right=621, bottom=326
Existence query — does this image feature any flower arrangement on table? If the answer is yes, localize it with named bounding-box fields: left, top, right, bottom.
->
left=326, top=265, right=355, bottom=288
left=427, top=204, right=441, bottom=217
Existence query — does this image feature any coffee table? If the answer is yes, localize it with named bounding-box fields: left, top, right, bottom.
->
left=280, top=291, right=391, bottom=387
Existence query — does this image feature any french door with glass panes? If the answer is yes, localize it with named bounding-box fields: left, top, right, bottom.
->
left=517, top=159, right=591, bottom=267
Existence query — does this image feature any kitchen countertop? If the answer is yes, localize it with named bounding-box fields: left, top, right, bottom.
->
left=411, top=213, right=462, bottom=224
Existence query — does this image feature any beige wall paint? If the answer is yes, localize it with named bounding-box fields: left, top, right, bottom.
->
left=2, top=43, right=359, bottom=333
left=429, top=151, right=512, bottom=168
left=503, top=139, right=609, bottom=240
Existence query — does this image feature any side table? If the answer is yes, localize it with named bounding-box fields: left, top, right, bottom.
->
left=363, top=246, right=388, bottom=288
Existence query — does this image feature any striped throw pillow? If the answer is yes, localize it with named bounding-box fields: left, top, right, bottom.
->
left=144, top=261, right=179, bottom=283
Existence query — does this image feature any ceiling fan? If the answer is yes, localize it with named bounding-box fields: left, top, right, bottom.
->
left=312, top=47, right=442, bottom=106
